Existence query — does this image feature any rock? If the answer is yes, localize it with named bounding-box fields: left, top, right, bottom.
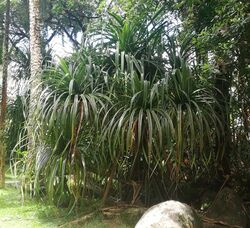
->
left=135, top=200, right=203, bottom=228
left=205, top=187, right=247, bottom=228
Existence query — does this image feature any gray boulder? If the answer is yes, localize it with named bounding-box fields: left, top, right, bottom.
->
left=135, top=200, right=203, bottom=228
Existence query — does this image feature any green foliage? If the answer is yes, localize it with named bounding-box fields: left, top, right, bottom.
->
left=13, top=36, right=223, bottom=206
left=94, top=8, right=167, bottom=81
left=27, top=53, right=109, bottom=206
left=8, top=0, right=250, bottom=209
left=6, top=96, right=26, bottom=158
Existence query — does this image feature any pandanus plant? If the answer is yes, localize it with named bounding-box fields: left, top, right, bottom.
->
left=93, top=7, right=168, bottom=81
left=16, top=52, right=109, bottom=207
left=99, top=52, right=223, bottom=203
left=13, top=10, right=224, bottom=205
left=14, top=44, right=224, bottom=206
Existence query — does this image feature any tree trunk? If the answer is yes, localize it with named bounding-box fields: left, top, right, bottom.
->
left=238, top=4, right=250, bottom=142
left=28, top=0, right=42, bottom=149
left=214, top=59, right=232, bottom=176
left=0, top=0, right=10, bottom=189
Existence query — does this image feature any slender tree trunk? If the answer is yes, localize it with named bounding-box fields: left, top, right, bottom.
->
left=214, top=59, right=232, bottom=176
left=28, top=0, right=42, bottom=149
left=238, top=4, right=250, bottom=141
left=0, top=0, right=10, bottom=189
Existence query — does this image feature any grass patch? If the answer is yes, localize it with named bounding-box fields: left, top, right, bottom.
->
left=0, top=173, right=140, bottom=228
left=0, top=185, right=69, bottom=228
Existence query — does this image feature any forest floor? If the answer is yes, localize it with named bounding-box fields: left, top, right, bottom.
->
left=0, top=173, right=138, bottom=228
left=1, top=172, right=249, bottom=227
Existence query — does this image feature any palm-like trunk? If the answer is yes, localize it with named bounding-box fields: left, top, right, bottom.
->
left=28, top=0, right=42, bottom=148
left=0, top=0, right=10, bottom=188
